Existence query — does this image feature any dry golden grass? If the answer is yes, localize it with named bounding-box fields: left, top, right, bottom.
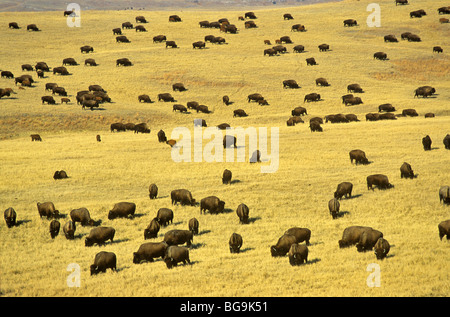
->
left=0, top=0, right=449, bottom=297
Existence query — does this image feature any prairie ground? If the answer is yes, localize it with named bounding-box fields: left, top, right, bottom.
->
left=0, top=0, right=449, bottom=297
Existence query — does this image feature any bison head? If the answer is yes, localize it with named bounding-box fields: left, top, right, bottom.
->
left=85, top=237, right=94, bottom=247
left=90, top=265, right=100, bottom=275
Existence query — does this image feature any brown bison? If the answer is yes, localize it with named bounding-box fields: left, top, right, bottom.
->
left=62, top=58, right=78, bottom=66
left=116, top=58, right=133, bottom=66
left=285, top=227, right=311, bottom=245
left=157, top=130, right=167, bottom=143
left=291, top=24, right=306, bottom=32
left=200, top=196, right=225, bottom=214
left=144, top=218, right=160, bottom=240
left=192, top=41, right=206, bottom=49
left=293, top=45, right=305, bottom=53
left=49, top=220, right=60, bottom=238
left=264, top=48, right=277, bottom=56
left=80, top=45, right=93, bottom=53
left=188, top=218, right=199, bottom=235
left=328, top=198, right=340, bottom=219
left=236, top=203, right=249, bottom=224
left=338, top=226, right=382, bottom=249
left=4, top=207, right=17, bottom=228
left=283, top=79, right=300, bottom=89
left=288, top=243, right=308, bottom=265
left=53, top=66, right=69, bottom=75
left=349, top=149, right=369, bottom=165
left=30, top=134, right=42, bottom=141
left=116, top=35, right=130, bottom=43
left=90, top=251, right=117, bottom=275
left=402, top=109, right=418, bottom=117
left=172, top=83, right=187, bottom=91
left=158, top=93, right=175, bottom=102
left=163, top=229, right=193, bottom=247
left=384, top=34, right=398, bottom=42
left=443, top=134, right=450, bottom=149
left=164, top=246, right=191, bottom=269
left=173, top=104, right=188, bottom=113
left=9, top=22, right=20, bottom=29
left=422, top=135, right=432, bottom=151
left=70, top=207, right=101, bottom=226
left=373, top=52, right=387, bottom=60
left=84, top=58, right=97, bottom=66
left=304, top=93, right=321, bottom=102
left=374, top=238, right=390, bottom=259
left=433, top=46, right=443, bottom=53
left=343, top=19, right=358, bottom=27
left=229, top=233, right=243, bottom=253
left=223, top=135, right=237, bottom=148
left=400, top=162, right=415, bottom=179
left=438, top=220, right=450, bottom=240
left=291, top=106, right=307, bottom=116
left=138, top=94, right=152, bottom=103
left=53, top=170, right=68, bottom=180
left=344, top=96, right=363, bottom=106
left=166, top=41, right=178, bottom=48
left=347, top=83, right=364, bottom=93
left=171, top=189, right=196, bottom=206
left=309, top=121, right=323, bottom=132
left=156, top=208, right=174, bottom=227
left=85, top=226, right=115, bottom=246
left=367, top=174, right=393, bottom=190
left=306, top=57, right=317, bottom=66
left=414, top=86, right=435, bottom=98
left=271, top=234, right=297, bottom=257
left=284, top=13, right=294, bottom=20
left=222, top=169, right=232, bottom=184
left=134, top=241, right=168, bottom=264
left=37, top=202, right=59, bottom=219
left=378, top=103, right=396, bottom=112
left=136, top=16, right=147, bottom=23
left=334, top=182, right=353, bottom=199
left=439, top=186, right=450, bottom=205
left=318, top=44, right=330, bottom=52
left=63, top=221, right=76, bottom=239
left=122, top=22, right=134, bottom=29
left=315, top=77, right=329, bottom=86
left=41, top=96, right=56, bottom=104
left=27, top=24, right=40, bottom=31
left=149, top=183, right=158, bottom=199
left=108, top=202, right=136, bottom=220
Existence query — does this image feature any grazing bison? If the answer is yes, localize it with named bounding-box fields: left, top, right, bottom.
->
left=245, top=21, right=257, bottom=29
left=443, top=134, right=450, bottom=149
left=233, top=109, right=248, bottom=117
left=291, top=106, right=307, bottom=116
left=374, top=52, right=387, bottom=60
left=407, top=34, right=421, bottom=42
left=222, top=95, right=231, bottom=105
left=136, top=16, right=147, bottom=23
left=63, top=221, right=76, bottom=239
left=188, top=218, right=199, bottom=235
left=309, top=121, right=323, bottom=132
left=27, top=24, right=40, bottom=31
left=9, top=22, right=20, bottom=29
left=264, top=48, right=277, bottom=56
left=96, top=134, right=101, bottom=142
left=223, top=135, right=237, bottom=148
left=171, top=189, right=196, bottom=206
left=414, top=86, right=435, bottom=98
left=80, top=45, right=93, bottom=53
left=52, top=87, right=67, bottom=96
left=53, top=170, right=68, bottom=180
left=285, top=227, right=311, bottom=245
left=315, top=77, right=329, bottom=86
left=344, top=96, right=363, bottom=106
left=110, top=122, right=126, bottom=132
left=304, top=93, right=321, bottom=102
left=439, top=186, right=450, bottom=205
left=156, top=208, right=173, bottom=226
left=164, top=246, right=191, bottom=269
left=334, top=182, right=353, bottom=199
left=378, top=103, right=396, bottom=112
left=384, top=34, right=398, bottom=42
left=135, top=25, right=146, bottom=32
left=248, top=93, right=264, bottom=103
left=236, top=203, right=249, bottom=224
left=41, top=96, right=56, bottom=105
left=438, top=220, right=450, bottom=240
left=245, top=12, right=257, bottom=19
left=90, top=251, right=117, bottom=275
left=318, top=44, right=330, bottom=51
left=291, top=24, right=306, bottom=32
left=250, top=150, right=261, bottom=163
left=157, top=130, right=167, bottom=143
left=4, top=207, right=17, bottom=228
left=367, top=174, right=393, bottom=190
left=49, top=220, right=60, bottom=239
left=85, top=226, right=115, bottom=246
left=288, top=243, right=308, bottom=265
left=339, top=226, right=381, bottom=248
left=328, top=198, right=340, bottom=219
left=62, top=58, right=77, bottom=66
left=116, top=35, right=130, bottom=43
left=433, top=46, right=443, bottom=53
left=402, top=109, right=418, bottom=117
left=279, top=36, right=293, bottom=44
left=70, top=207, right=101, bottom=226
left=374, top=238, right=390, bottom=260
left=349, top=149, right=369, bottom=165
left=1, top=71, right=14, bottom=78
left=172, top=83, right=186, bottom=91
left=293, top=45, right=305, bottom=53
left=343, top=19, right=358, bottom=27
left=345, top=114, right=359, bottom=122
left=229, top=233, right=243, bottom=253
left=166, top=41, right=178, bottom=48
left=112, top=28, right=121, bottom=35
left=163, top=229, right=193, bottom=247
left=400, top=162, right=415, bottom=179
left=37, top=202, right=59, bottom=219
left=53, top=66, right=69, bottom=75
left=422, top=135, right=432, bottom=151
left=122, top=22, right=134, bottom=29
left=82, top=100, right=99, bottom=110
left=173, top=104, right=187, bottom=113
left=306, top=57, right=317, bottom=66
left=196, top=105, right=211, bottom=114
left=217, top=123, right=230, bottom=130
left=158, top=93, right=175, bottom=102
left=116, top=58, right=132, bottom=66
left=133, top=242, right=168, bottom=263
left=169, top=15, right=182, bottom=22
left=347, top=83, right=363, bottom=93
left=108, top=202, right=136, bottom=220
left=271, top=234, right=297, bottom=257
left=222, top=169, right=232, bottom=184
left=144, top=218, right=160, bottom=240
left=192, top=41, right=206, bottom=49
left=200, top=196, right=225, bottom=214
left=149, top=183, right=158, bottom=199
left=283, top=79, right=300, bottom=89
left=138, top=94, right=152, bottom=103
left=284, top=13, right=294, bottom=20
left=395, top=0, right=408, bottom=5
left=357, top=228, right=384, bottom=252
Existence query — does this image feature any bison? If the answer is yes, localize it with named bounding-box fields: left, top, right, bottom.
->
left=285, top=227, right=311, bottom=245
left=374, top=238, right=390, bottom=260
left=223, top=135, right=237, bottom=148
left=156, top=208, right=173, bottom=227
left=41, top=96, right=56, bottom=105
left=328, top=198, right=340, bottom=219
left=172, top=83, right=186, bottom=91
left=138, top=94, right=152, bottom=103
left=414, top=86, right=435, bottom=98
left=443, top=134, right=450, bottom=150
left=188, top=218, right=199, bottom=235
left=166, top=40, right=178, bottom=48
left=315, top=78, right=329, bottom=86
left=384, top=34, right=398, bottom=42
left=293, top=45, right=305, bottom=53
left=171, top=189, right=196, bottom=206
left=222, top=169, right=232, bottom=184
left=116, top=58, right=132, bottom=66
left=90, top=251, right=117, bottom=275
left=233, top=109, right=248, bottom=117
left=357, top=228, right=384, bottom=252
left=53, top=170, right=68, bottom=180
left=271, top=234, right=297, bottom=257
left=378, top=103, right=396, bottom=112
left=85, top=226, right=115, bottom=246
left=373, top=52, right=387, bottom=60
left=49, top=220, right=60, bottom=239
left=63, top=221, right=76, bottom=239
left=4, top=207, right=17, bottom=228
left=158, top=93, right=175, bottom=102
left=37, top=202, right=59, bottom=219
left=334, top=182, right=353, bottom=199
left=422, top=135, right=432, bottom=151
left=144, top=217, right=160, bottom=240
left=439, top=186, right=450, bottom=205
left=157, top=130, right=167, bottom=143
left=283, top=79, right=300, bottom=89
left=149, top=183, right=158, bottom=199
left=229, top=233, right=243, bottom=253
left=80, top=45, right=93, bottom=53
left=438, top=220, right=450, bottom=240
left=192, top=41, right=206, bottom=49
left=108, top=202, right=136, bottom=220
left=200, top=196, right=225, bottom=214
left=164, top=246, right=191, bottom=269
left=400, top=162, right=415, bottom=179
left=291, top=106, right=307, bottom=116
left=318, top=44, right=329, bottom=52
left=288, top=243, right=308, bottom=265
left=133, top=242, right=168, bottom=263
left=304, top=93, right=321, bottom=102
left=349, top=149, right=369, bottom=165
left=343, top=19, right=358, bottom=27
left=291, top=24, right=306, bottom=32
left=339, top=226, right=381, bottom=249
left=70, top=207, right=101, bottom=226
left=367, top=174, right=393, bottom=190
left=306, top=57, right=317, bottom=66
left=309, top=121, right=323, bottom=132
left=236, top=203, right=249, bottom=224
left=402, top=109, right=418, bottom=117
left=163, top=229, right=193, bottom=247
left=53, top=66, right=69, bottom=75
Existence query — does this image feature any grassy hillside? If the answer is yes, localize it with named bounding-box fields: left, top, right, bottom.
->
left=0, top=0, right=449, bottom=297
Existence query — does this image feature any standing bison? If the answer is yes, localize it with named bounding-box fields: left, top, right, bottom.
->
left=144, top=218, right=160, bottom=239
left=439, top=186, right=450, bottom=205
left=4, top=207, right=17, bottom=228
left=438, top=220, right=450, bottom=240
left=367, top=174, right=393, bottom=190
left=49, top=220, right=60, bottom=239
left=236, top=203, right=249, bottom=224
left=339, top=226, right=383, bottom=250
left=422, top=135, right=432, bottom=151
left=164, top=246, right=191, bottom=269
left=149, top=183, right=158, bottom=199
left=349, top=149, right=369, bottom=165
left=200, top=196, right=225, bottom=214
left=85, top=226, right=115, bottom=246
left=188, top=218, right=199, bottom=235
left=133, top=242, right=168, bottom=263
left=229, top=233, right=243, bottom=253
left=374, top=238, right=390, bottom=260
left=171, top=189, right=196, bottom=206
left=285, top=227, right=311, bottom=245
left=400, top=162, right=415, bottom=179
left=288, top=244, right=308, bottom=265
left=328, top=198, right=340, bottom=219
left=156, top=208, right=173, bottom=226
left=70, top=207, right=101, bottom=226
left=90, top=251, right=117, bottom=275
left=443, top=134, right=450, bottom=149
left=163, top=229, right=193, bottom=247
left=271, top=234, right=297, bottom=257
left=222, top=169, right=232, bottom=184
left=63, top=221, right=76, bottom=239
left=37, top=202, right=59, bottom=219
left=108, top=202, right=136, bottom=220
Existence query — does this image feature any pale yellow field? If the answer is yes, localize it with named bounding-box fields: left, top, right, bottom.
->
left=0, top=0, right=449, bottom=297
